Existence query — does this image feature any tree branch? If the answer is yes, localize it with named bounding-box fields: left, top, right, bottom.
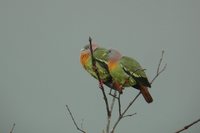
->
left=111, top=50, right=166, bottom=133
left=175, top=118, right=200, bottom=133
left=111, top=92, right=141, bottom=133
left=117, top=94, right=122, bottom=116
left=123, top=113, right=137, bottom=118
left=106, top=91, right=117, bottom=133
left=68, top=38, right=166, bottom=133
left=89, top=37, right=111, bottom=117
left=66, top=105, right=86, bottom=133
left=151, top=50, right=167, bottom=84
left=10, top=123, right=16, bottom=133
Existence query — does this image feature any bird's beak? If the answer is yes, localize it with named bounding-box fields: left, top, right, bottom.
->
left=80, top=48, right=85, bottom=52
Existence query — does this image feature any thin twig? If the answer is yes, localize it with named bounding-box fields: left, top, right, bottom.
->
left=111, top=92, right=141, bottom=133
left=111, top=50, right=167, bottom=133
left=89, top=37, right=111, bottom=117
left=157, top=50, right=164, bottom=74
left=10, top=123, right=16, bottom=133
left=106, top=91, right=117, bottom=133
left=110, top=91, right=117, bottom=114
left=151, top=50, right=167, bottom=84
left=121, top=92, right=140, bottom=117
left=118, top=94, right=122, bottom=116
left=66, top=105, right=86, bottom=133
left=81, top=119, right=84, bottom=130
left=175, top=118, right=200, bottom=133
left=123, top=113, right=137, bottom=118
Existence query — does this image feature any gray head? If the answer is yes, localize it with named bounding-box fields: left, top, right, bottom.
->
left=80, top=44, right=99, bottom=52
left=108, top=49, right=122, bottom=60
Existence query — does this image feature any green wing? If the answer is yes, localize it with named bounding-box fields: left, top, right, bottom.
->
left=93, top=48, right=110, bottom=73
left=86, top=47, right=111, bottom=82
left=93, top=48, right=110, bottom=62
left=120, top=56, right=151, bottom=87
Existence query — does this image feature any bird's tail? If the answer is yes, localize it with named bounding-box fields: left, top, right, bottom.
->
left=139, top=85, right=153, bottom=103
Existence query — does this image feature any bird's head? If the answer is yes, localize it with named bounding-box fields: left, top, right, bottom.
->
left=108, top=49, right=122, bottom=61
left=107, top=49, right=122, bottom=70
left=80, top=43, right=99, bottom=66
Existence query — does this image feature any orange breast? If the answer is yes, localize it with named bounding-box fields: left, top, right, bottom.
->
left=80, top=52, right=90, bottom=67
left=108, top=61, right=117, bottom=71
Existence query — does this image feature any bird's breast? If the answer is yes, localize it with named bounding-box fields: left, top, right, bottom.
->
left=80, top=53, right=90, bottom=67
left=108, top=61, right=117, bottom=71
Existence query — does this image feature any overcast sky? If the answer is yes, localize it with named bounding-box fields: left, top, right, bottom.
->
left=0, top=0, right=200, bottom=133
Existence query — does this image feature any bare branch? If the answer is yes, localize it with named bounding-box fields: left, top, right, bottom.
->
left=106, top=91, right=117, bottom=133
left=82, top=38, right=166, bottom=133
left=110, top=91, right=117, bottom=113
left=123, top=113, right=137, bottom=118
left=175, top=118, right=200, bottom=133
left=157, top=50, right=164, bottom=74
left=81, top=119, right=84, bottom=131
left=117, top=94, right=122, bottom=116
left=111, top=50, right=167, bottom=133
left=151, top=50, right=167, bottom=84
left=89, top=37, right=111, bottom=117
left=66, top=105, right=86, bottom=133
left=111, top=92, right=141, bottom=133
left=10, top=123, right=16, bottom=133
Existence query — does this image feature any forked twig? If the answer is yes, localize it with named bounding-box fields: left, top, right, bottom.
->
left=111, top=50, right=166, bottom=133
left=111, top=92, right=141, bottom=133
left=151, top=50, right=167, bottom=84
left=123, top=113, right=137, bottom=118
left=66, top=105, right=86, bottom=133
left=175, top=118, right=200, bottom=133
left=10, top=123, right=16, bottom=133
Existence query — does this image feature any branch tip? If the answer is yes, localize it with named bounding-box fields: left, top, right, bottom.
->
left=89, top=36, right=92, bottom=42
left=151, top=50, right=167, bottom=84
left=10, top=123, right=16, bottom=133
left=66, top=105, right=86, bottom=133
left=175, top=118, right=200, bottom=133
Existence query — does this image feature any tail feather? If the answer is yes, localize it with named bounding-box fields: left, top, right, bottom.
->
left=139, top=85, right=153, bottom=103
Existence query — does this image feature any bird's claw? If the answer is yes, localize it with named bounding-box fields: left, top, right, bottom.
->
left=98, top=80, right=104, bottom=89
left=109, top=92, right=118, bottom=98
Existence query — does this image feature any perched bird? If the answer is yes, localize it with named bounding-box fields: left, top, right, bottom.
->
left=107, top=49, right=153, bottom=103
left=80, top=44, right=116, bottom=90
left=80, top=44, right=153, bottom=103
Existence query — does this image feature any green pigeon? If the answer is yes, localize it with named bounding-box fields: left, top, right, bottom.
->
left=80, top=44, right=116, bottom=90
left=107, top=49, right=153, bottom=103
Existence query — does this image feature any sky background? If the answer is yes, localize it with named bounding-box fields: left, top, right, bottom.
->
left=0, top=0, right=200, bottom=133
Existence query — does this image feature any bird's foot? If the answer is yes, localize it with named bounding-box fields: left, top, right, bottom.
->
left=98, top=80, right=104, bottom=89
left=109, top=92, right=118, bottom=98
left=112, top=82, right=124, bottom=94
left=109, top=91, right=122, bottom=99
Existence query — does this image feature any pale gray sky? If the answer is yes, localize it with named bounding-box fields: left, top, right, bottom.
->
left=0, top=0, right=200, bottom=133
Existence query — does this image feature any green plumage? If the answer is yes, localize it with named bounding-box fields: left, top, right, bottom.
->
left=107, top=49, right=151, bottom=88
left=81, top=45, right=153, bottom=103
left=83, top=47, right=111, bottom=82
left=120, top=56, right=151, bottom=88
